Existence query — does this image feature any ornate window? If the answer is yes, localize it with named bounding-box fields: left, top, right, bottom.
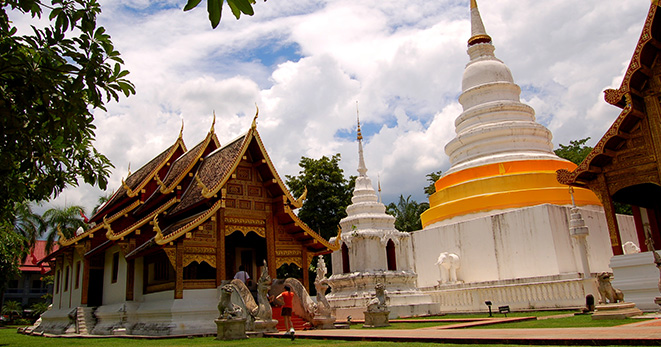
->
left=341, top=243, right=350, bottom=273
left=386, top=240, right=397, bottom=271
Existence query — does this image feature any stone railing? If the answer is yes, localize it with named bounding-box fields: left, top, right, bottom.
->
left=421, top=274, right=590, bottom=312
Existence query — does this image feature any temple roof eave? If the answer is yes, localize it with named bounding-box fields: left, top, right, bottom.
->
left=557, top=2, right=660, bottom=187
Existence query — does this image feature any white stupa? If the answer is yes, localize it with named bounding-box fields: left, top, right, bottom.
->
left=327, top=109, right=440, bottom=319
left=408, top=0, right=632, bottom=312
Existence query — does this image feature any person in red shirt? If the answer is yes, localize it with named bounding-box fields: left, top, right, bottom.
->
left=275, top=285, right=295, bottom=337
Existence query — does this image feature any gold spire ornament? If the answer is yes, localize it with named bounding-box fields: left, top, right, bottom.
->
left=252, top=103, right=259, bottom=129
left=210, top=111, right=216, bottom=134
left=468, top=0, right=492, bottom=46
left=178, top=118, right=184, bottom=139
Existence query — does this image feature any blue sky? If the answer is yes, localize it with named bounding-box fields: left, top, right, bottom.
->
left=31, top=0, right=651, bottom=215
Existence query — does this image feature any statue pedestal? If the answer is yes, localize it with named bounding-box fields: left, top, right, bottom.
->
left=253, top=319, right=278, bottom=333
left=654, top=297, right=661, bottom=311
left=312, top=315, right=336, bottom=329
left=214, top=318, right=247, bottom=340
left=592, top=302, right=643, bottom=320
left=363, top=311, right=390, bottom=328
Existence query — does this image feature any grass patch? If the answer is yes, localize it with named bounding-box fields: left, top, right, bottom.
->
left=471, top=315, right=647, bottom=329
left=0, top=328, right=577, bottom=347
left=407, top=310, right=578, bottom=320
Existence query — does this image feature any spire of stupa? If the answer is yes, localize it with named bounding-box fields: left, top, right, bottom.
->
left=356, top=102, right=368, bottom=177
left=468, top=0, right=492, bottom=46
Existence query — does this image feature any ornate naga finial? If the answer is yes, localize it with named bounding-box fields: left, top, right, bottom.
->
left=121, top=177, right=137, bottom=197
left=178, top=118, right=184, bottom=139
left=378, top=174, right=382, bottom=203
left=210, top=111, right=216, bottom=134
left=153, top=215, right=164, bottom=243
left=195, top=174, right=213, bottom=198
left=154, top=174, right=173, bottom=194
left=331, top=225, right=343, bottom=248
left=102, top=214, right=113, bottom=237
left=292, top=186, right=308, bottom=208
left=251, top=103, right=259, bottom=129
left=56, top=226, right=66, bottom=246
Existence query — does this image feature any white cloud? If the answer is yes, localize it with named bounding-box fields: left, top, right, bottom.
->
left=43, top=0, right=651, bottom=213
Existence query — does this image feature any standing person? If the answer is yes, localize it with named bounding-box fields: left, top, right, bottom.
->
left=275, top=285, right=295, bottom=340
left=234, top=265, right=250, bottom=285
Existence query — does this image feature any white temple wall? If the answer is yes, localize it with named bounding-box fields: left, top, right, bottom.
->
left=412, top=204, right=634, bottom=288
left=396, top=235, right=414, bottom=271
left=349, top=236, right=387, bottom=272
left=102, top=245, right=128, bottom=305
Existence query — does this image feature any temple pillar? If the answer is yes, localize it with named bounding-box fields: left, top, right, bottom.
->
left=216, top=209, right=225, bottom=286
left=81, top=257, right=90, bottom=305
left=266, top=213, right=276, bottom=280
left=175, top=241, right=183, bottom=299
left=126, top=258, right=135, bottom=301
left=593, top=175, right=623, bottom=255
left=632, top=206, right=648, bottom=252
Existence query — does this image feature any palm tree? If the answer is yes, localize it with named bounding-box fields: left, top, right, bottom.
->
left=11, top=201, right=44, bottom=249
left=386, top=195, right=429, bottom=232
left=41, top=205, right=87, bottom=253
left=2, top=300, right=23, bottom=323
left=92, top=193, right=112, bottom=216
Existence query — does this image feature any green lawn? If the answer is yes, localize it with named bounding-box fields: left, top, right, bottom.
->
left=0, top=328, right=579, bottom=347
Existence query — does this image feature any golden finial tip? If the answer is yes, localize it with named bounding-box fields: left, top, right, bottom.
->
left=178, top=118, right=184, bottom=139
left=252, top=103, right=259, bottom=129
left=210, top=111, right=216, bottom=134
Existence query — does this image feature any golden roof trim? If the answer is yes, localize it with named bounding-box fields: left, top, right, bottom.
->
left=107, top=197, right=177, bottom=241
left=283, top=206, right=338, bottom=252
left=155, top=199, right=223, bottom=245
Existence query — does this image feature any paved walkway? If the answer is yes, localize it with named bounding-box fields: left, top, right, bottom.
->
left=266, top=319, right=661, bottom=345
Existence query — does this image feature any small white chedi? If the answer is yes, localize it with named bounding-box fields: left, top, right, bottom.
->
left=327, top=110, right=440, bottom=320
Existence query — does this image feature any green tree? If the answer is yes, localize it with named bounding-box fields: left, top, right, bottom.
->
left=285, top=154, right=355, bottom=241
left=92, top=194, right=112, bottom=216
left=41, top=205, right=86, bottom=253
left=1, top=300, right=23, bottom=322
left=29, top=301, right=49, bottom=317
left=555, top=137, right=632, bottom=215
left=0, top=0, right=134, bottom=227
left=0, top=226, right=28, bottom=308
left=554, top=137, right=592, bottom=165
left=424, top=170, right=443, bottom=197
left=183, top=0, right=264, bottom=28
left=386, top=195, right=429, bottom=232
left=11, top=202, right=44, bottom=248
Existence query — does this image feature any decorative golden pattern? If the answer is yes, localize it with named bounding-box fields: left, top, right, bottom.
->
left=183, top=254, right=216, bottom=268
left=238, top=200, right=252, bottom=209
left=225, top=225, right=266, bottom=238
left=276, top=257, right=303, bottom=269
left=163, top=247, right=176, bottom=268
left=228, top=184, right=243, bottom=195
left=107, top=198, right=177, bottom=241
left=275, top=249, right=301, bottom=257
left=155, top=199, right=223, bottom=245
left=237, top=167, right=251, bottom=180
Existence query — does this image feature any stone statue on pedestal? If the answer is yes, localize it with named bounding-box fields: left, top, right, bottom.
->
left=253, top=260, right=278, bottom=333
left=363, top=283, right=389, bottom=328
left=215, top=284, right=248, bottom=340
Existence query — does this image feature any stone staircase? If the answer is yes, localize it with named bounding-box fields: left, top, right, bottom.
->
left=272, top=307, right=308, bottom=331
left=74, top=307, right=96, bottom=335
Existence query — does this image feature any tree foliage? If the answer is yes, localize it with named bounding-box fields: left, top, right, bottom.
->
left=41, top=205, right=86, bottom=253
left=183, top=0, right=266, bottom=28
left=554, top=137, right=592, bottom=165
left=424, top=170, right=443, bottom=197
left=386, top=195, right=429, bottom=232
left=0, top=0, right=134, bottom=226
left=285, top=154, right=355, bottom=241
left=0, top=225, right=29, bottom=299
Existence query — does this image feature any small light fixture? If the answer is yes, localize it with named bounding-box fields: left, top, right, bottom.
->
left=485, top=300, right=493, bottom=317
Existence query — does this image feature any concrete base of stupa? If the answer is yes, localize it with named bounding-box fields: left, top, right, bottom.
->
left=411, top=204, right=636, bottom=312
left=610, top=251, right=661, bottom=312
left=326, top=270, right=441, bottom=320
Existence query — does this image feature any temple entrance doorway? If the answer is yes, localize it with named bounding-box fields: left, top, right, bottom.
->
left=224, top=230, right=267, bottom=283
left=614, top=183, right=661, bottom=251
left=86, top=254, right=104, bottom=307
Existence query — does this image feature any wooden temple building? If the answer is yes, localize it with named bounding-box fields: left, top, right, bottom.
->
left=557, top=1, right=661, bottom=310
left=40, top=115, right=338, bottom=335
left=557, top=1, right=661, bottom=256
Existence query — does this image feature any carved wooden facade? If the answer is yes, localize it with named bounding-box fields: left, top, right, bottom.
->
left=557, top=2, right=661, bottom=255
left=45, top=118, right=338, bottom=305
